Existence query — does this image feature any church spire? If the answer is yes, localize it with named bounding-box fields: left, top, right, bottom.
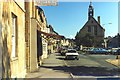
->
left=88, top=0, right=94, bottom=20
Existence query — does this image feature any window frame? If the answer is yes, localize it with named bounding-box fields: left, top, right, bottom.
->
left=11, top=13, right=18, bottom=59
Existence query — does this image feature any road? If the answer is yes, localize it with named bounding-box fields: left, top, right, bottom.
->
left=26, top=53, right=120, bottom=79
left=58, top=53, right=120, bottom=78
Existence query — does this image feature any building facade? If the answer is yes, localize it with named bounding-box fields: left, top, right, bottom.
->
left=1, top=1, right=26, bottom=78
left=107, top=34, right=120, bottom=48
left=37, top=7, right=48, bottom=65
left=0, top=2, right=2, bottom=78
left=1, top=0, right=61, bottom=78
left=78, top=2, right=105, bottom=47
left=25, top=1, right=49, bottom=72
left=25, top=1, right=39, bottom=73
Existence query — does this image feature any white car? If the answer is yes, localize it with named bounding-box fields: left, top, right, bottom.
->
left=65, top=49, right=79, bottom=60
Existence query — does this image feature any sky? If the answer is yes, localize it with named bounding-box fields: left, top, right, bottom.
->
left=118, top=1, right=120, bottom=34
left=41, top=2, right=118, bottom=38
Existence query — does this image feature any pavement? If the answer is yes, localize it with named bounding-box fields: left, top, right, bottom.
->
left=25, top=53, right=72, bottom=78
left=106, top=55, right=120, bottom=68
left=106, top=59, right=120, bottom=68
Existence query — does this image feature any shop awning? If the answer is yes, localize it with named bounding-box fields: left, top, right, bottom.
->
left=39, top=31, right=65, bottom=39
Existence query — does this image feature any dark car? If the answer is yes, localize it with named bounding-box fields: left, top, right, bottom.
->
left=113, top=49, right=120, bottom=55
left=61, top=48, right=67, bottom=56
left=117, top=49, right=120, bottom=54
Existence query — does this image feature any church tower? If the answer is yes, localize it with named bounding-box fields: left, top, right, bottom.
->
left=88, top=1, right=94, bottom=20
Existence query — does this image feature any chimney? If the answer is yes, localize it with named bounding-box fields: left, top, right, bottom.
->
left=98, top=16, right=100, bottom=24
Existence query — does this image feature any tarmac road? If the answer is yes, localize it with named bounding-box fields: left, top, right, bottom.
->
left=63, top=54, right=120, bottom=79
left=26, top=53, right=120, bottom=79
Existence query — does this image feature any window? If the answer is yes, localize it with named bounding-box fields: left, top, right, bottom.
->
left=91, top=21, right=93, bottom=23
left=40, top=12, right=44, bottom=23
left=94, top=26, right=97, bottom=35
left=43, top=44, right=46, bottom=52
left=88, top=25, right=97, bottom=35
left=11, top=13, right=18, bottom=58
left=88, top=26, right=91, bottom=32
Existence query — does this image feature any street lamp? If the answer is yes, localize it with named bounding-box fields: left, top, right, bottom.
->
left=102, top=23, right=112, bottom=37
left=102, top=23, right=112, bottom=48
left=102, top=23, right=112, bottom=26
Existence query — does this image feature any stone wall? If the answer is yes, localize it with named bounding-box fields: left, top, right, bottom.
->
left=0, top=2, right=3, bottom=79
left=2, top=1, right=26, bottom=78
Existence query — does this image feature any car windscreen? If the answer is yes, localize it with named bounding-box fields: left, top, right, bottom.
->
left=67, top=50, right=76, bottom=53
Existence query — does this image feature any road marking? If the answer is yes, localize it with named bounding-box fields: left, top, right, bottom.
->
left=71, top=75, right=120, bottom=78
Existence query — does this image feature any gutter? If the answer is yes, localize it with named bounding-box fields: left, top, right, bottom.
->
left=63, top=61, right=74, bottom=79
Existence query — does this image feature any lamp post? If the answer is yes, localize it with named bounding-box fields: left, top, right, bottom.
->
left=102, top=22, right=112, bottom=36
left=102, top=23, right=112, bottom=48
left=102, top=23, right=112, bottom=28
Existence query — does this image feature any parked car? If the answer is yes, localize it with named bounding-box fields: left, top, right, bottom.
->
left=106, top=48, right=112, bottom=54
left=85, top=48, right=94, bottom=54
left=61, top=48, right=67, bottom=56
left=89, top=48, right=108, bottom=54
left=116, top=49, right=120, bottom=55
left=65, top=49, right=79, bottom=60
left=112, top=49, right=120, bottom=55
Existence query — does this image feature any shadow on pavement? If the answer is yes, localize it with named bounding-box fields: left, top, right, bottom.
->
left=56, top=57, right=78, bottom=60
left=68, top=66, right=120, bottom=76
left=40, top=66, right=69, bottom=72
left=56, top=57, right=65, bottom=60
left=41, top=65, right=120, bottom=77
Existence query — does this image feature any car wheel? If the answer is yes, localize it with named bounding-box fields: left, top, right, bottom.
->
left=76, top=58, right=79, bottom=60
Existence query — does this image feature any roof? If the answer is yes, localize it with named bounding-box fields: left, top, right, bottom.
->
left=36, top=6, right=43, bottom=12
left=66, top=53, right=79, bottom=56
left=80, top=16, right=105, bottom=31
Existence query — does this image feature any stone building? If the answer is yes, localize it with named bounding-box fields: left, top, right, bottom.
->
left=1, top=0, right=48, bottom=78
left=106, top=34, right=120, bottom=48
left=78, top=2, right=105, bottom=47
left=1, top=0, right=26, bottom=78
left=1, top=0, right=60, bottom=78
left=0, top=2, right=3, bottom=78
left=25, top=1, right=50, bottom=71
left=47, top=25, right=59, bottom=53
left=61, top=39, right=69, bottom=47
left=25, top=1, right=41, bottom=73
left=39, top=24, right=64, bottom=54
left=36, top=6, right=49, bottom=65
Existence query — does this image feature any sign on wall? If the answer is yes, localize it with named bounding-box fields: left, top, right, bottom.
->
left=35, top=0, right=58, bottom=6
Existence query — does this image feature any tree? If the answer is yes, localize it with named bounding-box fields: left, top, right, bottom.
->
left=80, top=33, right=95, bottom=47
left=75, top=32, right=95, bottom=47
left=75, top=32, right=80, bottom=46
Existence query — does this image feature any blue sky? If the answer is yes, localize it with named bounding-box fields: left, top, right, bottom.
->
left=41, top=2, right=118, bottom=38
